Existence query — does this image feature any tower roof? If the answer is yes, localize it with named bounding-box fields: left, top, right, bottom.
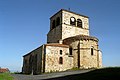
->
left=63, top=35, right=98, bottom=44
left=50, top=9, right=89, bottom=19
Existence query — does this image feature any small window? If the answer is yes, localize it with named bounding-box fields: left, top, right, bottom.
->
left=70, top=17, right=76, bottom=26
left=60, top=50, right=62, bottom=55
left=59, top=57, right=63, bottom=64
left=77, top=19, right=82, bottom=28
left=52, top=20, right=55, bottom=29
left=69, top=47, right=72, bottom=55
left=56, top=17, right=60, bottom=26
left=91, top=48, right=94, bottom=55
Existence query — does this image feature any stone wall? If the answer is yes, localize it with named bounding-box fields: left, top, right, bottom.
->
left=23, top=54, right=30, bottom=74
left=47, top=11, right=62, bottom=43
left=22, top=45, right=44, bottom=74
left=50, top=10, right=62, bottom=30
left=64, top=38, right=100, bottom=69
left=62, top=24, right=89, bottom=40
left=47, top=25, right=62, bottom=43
left=62, top=10, right=89, bottom=40
left=98, top=50, right=102, bottom=68
left=45, top=45, right=73, bottom=72
left=23, top=9, right=102, bottom=75
left=62, top=10, right=89, bottom=30
left=47, top=9, right=90, bottom=43
left=80, top=40, right=98, bottom=68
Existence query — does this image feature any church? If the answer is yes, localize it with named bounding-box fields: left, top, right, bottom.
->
left=22, top=9, right=102, bottom=75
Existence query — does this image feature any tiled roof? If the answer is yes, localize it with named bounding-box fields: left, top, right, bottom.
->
left=23, top=45, right=43, bottom=57
left=23, top=44, right=69, bottom=57
left=63, top=35, right=98, bottom=44
left=45, top=43, right=69, bottom=48
left=0, top=68, right=9, bottom=73
left=50, top=9, right=89, bottom=19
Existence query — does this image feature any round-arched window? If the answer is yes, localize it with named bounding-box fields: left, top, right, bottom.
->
left=56, top=17, right=60, bottom=26
left=70, top=17, right=76, bottom=26
left=59, top=57, right=63, bottom=64
left=77, top=19, right=82, bottom=28
left=91, top=46, right=94, bottom=55
left=52, top=20, right=55, bottom=29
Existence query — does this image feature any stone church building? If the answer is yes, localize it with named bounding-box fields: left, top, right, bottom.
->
left=22, top=9, right=102, bottom=75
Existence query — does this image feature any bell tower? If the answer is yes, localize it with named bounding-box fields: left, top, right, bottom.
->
left=47, top=9, right=90, bottom=43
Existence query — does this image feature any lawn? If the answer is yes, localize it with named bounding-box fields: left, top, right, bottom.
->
left=0, top=73, right=14, bottom=80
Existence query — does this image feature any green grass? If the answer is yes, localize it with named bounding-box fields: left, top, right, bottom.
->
left=70, top=67, right=80, bottom=70
left=0, top=73, right=14, bottom=80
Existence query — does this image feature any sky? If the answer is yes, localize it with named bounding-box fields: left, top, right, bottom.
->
left=0, top=0, right=120, bottom=72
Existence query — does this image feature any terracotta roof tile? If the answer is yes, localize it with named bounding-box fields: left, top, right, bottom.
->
left=63, top=35, right=98, bottom=44
left=45, top=43, right=69, bottom=48
left=0, top=68, right=9, bottom=73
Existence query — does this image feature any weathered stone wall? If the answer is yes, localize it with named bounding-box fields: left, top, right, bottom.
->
left=50, top=11, right=62, bottom=30
left=80, top=40, right=98, bottom=68
left=23, top=55, right=30, bottom=74
left=47, top=11, right=62, bottom=43
left=22, top=45, right=44, bottom=74
left=62, top=10, right=89, bottom=40
left=45, top=45, right=73, bottom=72
left=62, top=24, right=89, bottom=40
left=98, top=50, right=102, bottom=68
left=62, top=10, right=89, bottom=30
left=67, top=39, right=99, bottom=69
left=47, top=25, right=62, bottom=43
left=23, top=9, right=102, bottom=75
left=47, top=9, right=90, bottom=43
left=36, top=45, right=44, bottom=74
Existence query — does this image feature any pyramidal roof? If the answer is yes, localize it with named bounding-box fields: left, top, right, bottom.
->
left=50, top=9, right=89, bottom=19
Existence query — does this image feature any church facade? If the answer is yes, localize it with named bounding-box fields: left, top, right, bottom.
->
left=22, top=9, right=102, bottom=75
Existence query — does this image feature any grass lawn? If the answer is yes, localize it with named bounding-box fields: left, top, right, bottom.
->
left=0, top=73, right=14, bottom=80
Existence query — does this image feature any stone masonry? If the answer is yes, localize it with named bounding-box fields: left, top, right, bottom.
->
left=22, top=9, right=102, bottom=75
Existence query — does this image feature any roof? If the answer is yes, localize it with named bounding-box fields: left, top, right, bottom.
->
left=23, top=45, right=43, bottom=57
left=63, top=35, right=99, bottom=44
left=45, top=43, right=69, bottom=48
left=0, top=68, right=9, bottom=73
left=23, top=43, right=69, bottom=57
left=50, top=9, right=89, bottom=19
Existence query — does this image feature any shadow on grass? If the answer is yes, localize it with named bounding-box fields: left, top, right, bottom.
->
left=44, top=67, right=120, bottom=80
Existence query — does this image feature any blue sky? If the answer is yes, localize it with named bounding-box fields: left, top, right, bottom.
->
left=0, top=0, right=120, bottom=72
